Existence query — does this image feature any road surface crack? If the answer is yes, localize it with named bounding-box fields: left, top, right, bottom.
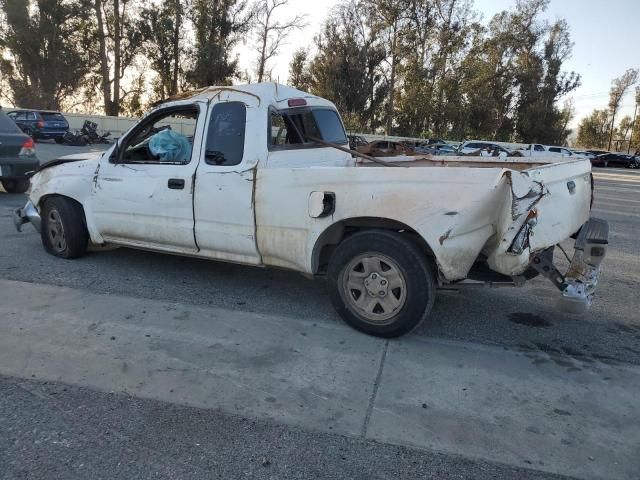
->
left=361, top=339, right=389, bottom=438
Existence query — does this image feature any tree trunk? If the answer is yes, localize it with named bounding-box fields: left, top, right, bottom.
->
left=94, top=0, right=112, bottom=116
left=386, top=21, right=398, bottom=136
left=608, top=110, right=616, bottom=151
left=628, top=104, right=638, bottom=154
left=258, top=29, right=268, bottom=82
left=171, top=0, right=181, bottom=95
left=111, top=0, right=121, bottom=116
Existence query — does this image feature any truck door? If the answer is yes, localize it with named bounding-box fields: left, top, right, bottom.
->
left=193, top=97, right=262, bottom=265
left=91, top=101, right=206, bottom=252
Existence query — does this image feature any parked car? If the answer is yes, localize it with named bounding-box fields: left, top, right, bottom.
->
left=518, top=144, right=573, bottom=157
left=591, top=153, right=640, bottom=168
left=570, top=150, right=595, bottom=159
left=0, top=110, right=39, bottom=193
left=547, top=146, right=573, bottom=156
left=6, top=109, right=69, bottom=143
left=14, top=83, right=608, bottom=338
left=587, top=149, right=609, bottom=157
left=424, top=138, right=448, bottom=145
left=414, top=143, right=457, bottom=156
left=433, top=144, right=456, bottom=155
left=458, top=141, right=521, bottom=157
left=356, top=140, right=414, bottom=157
left=347, top=135, right=368, bottom=150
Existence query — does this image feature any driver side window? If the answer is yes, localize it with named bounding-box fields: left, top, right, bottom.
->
left=119, top=106, right=198, bottom=164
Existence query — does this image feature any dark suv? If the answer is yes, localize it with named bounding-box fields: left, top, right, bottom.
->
left=6, top=109, right=69, bottom=143
left=0, top=110, right=39, bottom=193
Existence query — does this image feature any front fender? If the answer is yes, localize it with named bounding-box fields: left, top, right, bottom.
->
left=29, top=159, right=105, bottom=245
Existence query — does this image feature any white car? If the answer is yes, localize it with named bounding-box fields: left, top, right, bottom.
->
left=457, top=141, right=514, bottom=157
left=520, top=144, right=573, bottom=157
left=14, top=83, right=608, bottom=337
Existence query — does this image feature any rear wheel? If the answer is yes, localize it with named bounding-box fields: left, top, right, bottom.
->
left=40, top=197, right=88, bottom=259
left=328, top=230, right=436, bottom=338
left=1, top=178, right=30, bottom=194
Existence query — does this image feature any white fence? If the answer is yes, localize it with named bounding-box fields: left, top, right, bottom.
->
left=64, top=112, right=196, bottom=138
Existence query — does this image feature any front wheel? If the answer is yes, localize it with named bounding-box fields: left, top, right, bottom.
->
left=327, top=230, right=436, bottom=338
left=40, top=197, right=88, bottom=259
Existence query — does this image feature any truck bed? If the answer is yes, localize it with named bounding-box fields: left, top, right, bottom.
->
left=356, top=154, right=565, bottom=171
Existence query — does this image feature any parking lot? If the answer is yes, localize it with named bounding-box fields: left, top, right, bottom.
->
left=1, top=144, right=639, bottom=479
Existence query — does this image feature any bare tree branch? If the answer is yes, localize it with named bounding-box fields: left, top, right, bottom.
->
left=253, top=0, right=307, bottom=82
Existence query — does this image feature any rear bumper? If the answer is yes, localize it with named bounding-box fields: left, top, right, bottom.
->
left=530, top=217, right=609, bottom=314
left=35, top=130, right=67, bottom=139
left=0, top=157, right=40, bottom=178
left=14, top=200, right=41, bottom=233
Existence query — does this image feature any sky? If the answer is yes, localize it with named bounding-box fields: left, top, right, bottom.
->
left=235, top=0, right=640, bottom=128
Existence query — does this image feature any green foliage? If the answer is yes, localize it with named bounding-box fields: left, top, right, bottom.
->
left=287, top=48, right=311, bottom=91
left=139, top=0, right=184, bottom=101
left=576, top=109, right=610, bottom=149
left=0, top=0, right=92, bottom=109
left=186, top=0, right=253, bottom=87
left=305, top=1, right=387, bottom=132
left=576, top=70, right=639, bottom=150
left=305, top=0, right=580, bottom=142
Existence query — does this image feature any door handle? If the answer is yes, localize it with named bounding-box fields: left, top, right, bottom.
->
left=168, top=178, right=185, bottom=190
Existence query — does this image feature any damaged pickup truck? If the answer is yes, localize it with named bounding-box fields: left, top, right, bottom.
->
left=14, top=83, right=609, bottom=338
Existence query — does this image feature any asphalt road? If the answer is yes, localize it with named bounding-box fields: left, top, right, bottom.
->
left=2, top=150, right=639, bottom=365
left=1, top=145, right=639, bottom=479
left=0, top=376, right=572, bottom=480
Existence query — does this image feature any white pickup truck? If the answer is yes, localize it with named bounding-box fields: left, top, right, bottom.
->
left=14, top=83, right=608, bottom=337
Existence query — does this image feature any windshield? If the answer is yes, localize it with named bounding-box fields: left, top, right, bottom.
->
left=0, top=112, right=22, bottom=133
left=40, top=112, right=66, bottom=121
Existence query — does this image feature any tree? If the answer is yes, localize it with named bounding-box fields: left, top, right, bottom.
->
left=187, top=0, right=254, bottom=87
left=366, top=0, right=408, bottom=135
left=513, top=17, right=580, bottom=143
left=607, top=68, right=639, bottom=150
left=288, top=48, right=311, bottom=91
left=576, top=109, right=610, bottom=148
left=0, top=0, right=91, bottom=109
left=308, top=1, right=387, bottom=131
left=629, top=87, right=640, bottom=153
left=253, top=0, right=306, bottom=83
left=139, top=0, right=184, bottom=101
left=91, top=0, right=146, bottom=116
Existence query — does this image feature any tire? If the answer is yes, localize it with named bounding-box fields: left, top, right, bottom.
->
left=327, top=230, right=436, bottom=338
left=40, top=196, right=88, bottom=259
left=1, top=178, right=30, bottom=194
left=54, top=137, right=65, bottom=144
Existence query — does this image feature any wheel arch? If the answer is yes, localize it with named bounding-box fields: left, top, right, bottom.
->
left=38, top=193, right=103, bottom=244
left=311, top=216, right=437, bottom=275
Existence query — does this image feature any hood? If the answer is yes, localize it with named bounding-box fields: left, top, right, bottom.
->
left=32, top=151, right=103, bottom=175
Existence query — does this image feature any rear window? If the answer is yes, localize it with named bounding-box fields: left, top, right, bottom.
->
left=270, top=107, right=347, bottom=149
left=40, top=112, right=66, bottom=121
left=0, top=112, right=22, bottom=133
